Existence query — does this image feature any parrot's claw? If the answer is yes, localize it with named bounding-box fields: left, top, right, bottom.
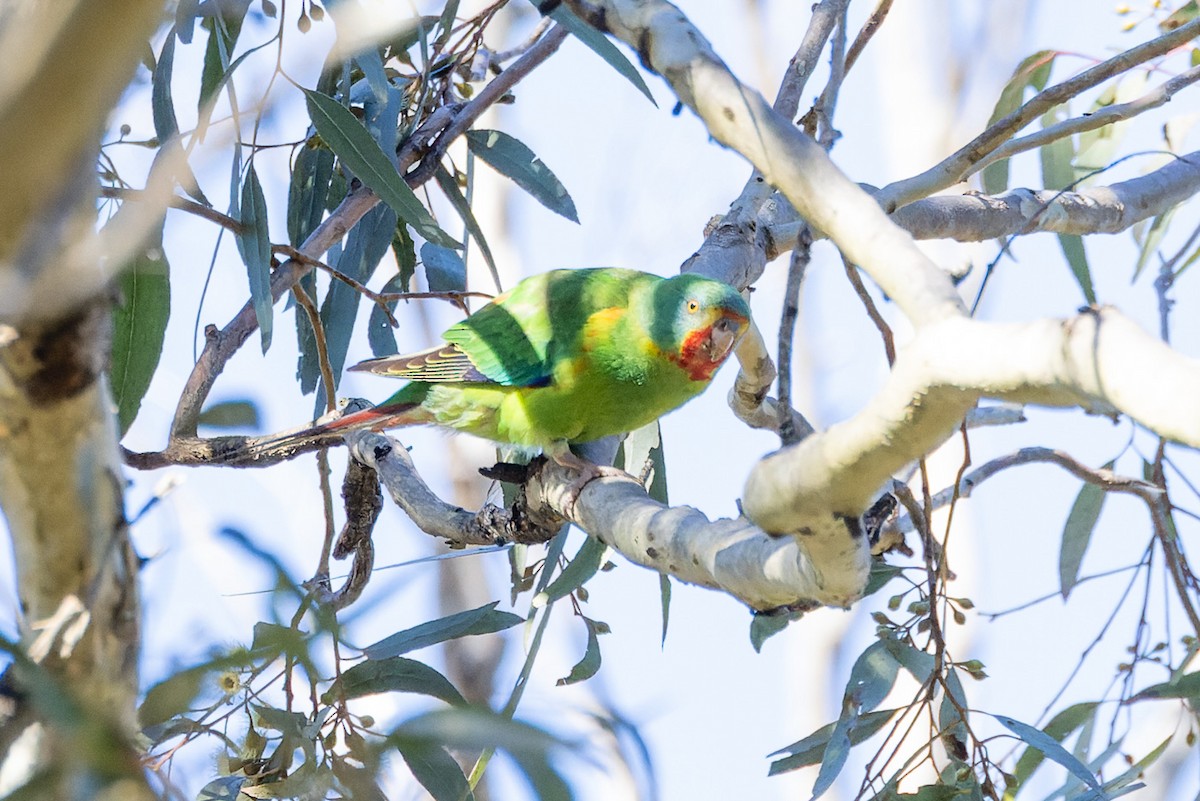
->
left=547, top=447, right=637, bottom=516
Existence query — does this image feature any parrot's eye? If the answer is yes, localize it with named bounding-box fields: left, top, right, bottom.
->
left=686, top=299, right=700, bottom=313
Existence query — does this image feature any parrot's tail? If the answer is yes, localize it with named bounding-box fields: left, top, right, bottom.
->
left=223, top=399, right=428, bottom=466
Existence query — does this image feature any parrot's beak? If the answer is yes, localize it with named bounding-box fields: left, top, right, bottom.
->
left=705, top=315, right=745, bottom=363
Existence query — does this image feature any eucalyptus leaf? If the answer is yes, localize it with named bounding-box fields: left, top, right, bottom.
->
left=659, top=572, right=671, bottom=647
left=993, top=713, right=1106, bottom=797
left=557, top=617, right=602, bottom=685
left=287, top=138, right=334, bottom=247
left=363, top=601, right=523, bottom=660
left=421, top=242, right=467, bottom=292
left=111, top=227, right=170, bottom=435
left=303, top=88, right=458, bottom=247
left=435, top=165, right=500, bottom=291
left=197, top=400, right=260, bottom=430
left=537, top=536, right=607, bottom=606
left=981, top=50, right=1056, bottom=195
left=466, top=129, right=579, bottom=223
left=313, top=203, right=398, bottom=415
left=1059, top=463, right=1111, bottom=599
left=329, top=657, right=467, bottom=707
left=1040, top=105, right=1095, bottom=304
left=544, top=4, right=656, bottom=105
left=151, top=30, right=179, bottom=143
left=234, top=164, right=274, bottom=353
left=394, top=740, right=474, bottom=801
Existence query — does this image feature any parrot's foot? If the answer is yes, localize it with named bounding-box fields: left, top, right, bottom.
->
left=547, top=447, right=635, bottom=516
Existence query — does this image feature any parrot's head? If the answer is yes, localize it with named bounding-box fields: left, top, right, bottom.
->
left=653, top=274, right=751, bottom=381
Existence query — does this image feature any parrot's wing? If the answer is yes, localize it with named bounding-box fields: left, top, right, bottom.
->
left=437, top=296, right=555, bottom=387
left=348, top=343, right=494, bottom=383
left=351, top=296, right=555, bottom=387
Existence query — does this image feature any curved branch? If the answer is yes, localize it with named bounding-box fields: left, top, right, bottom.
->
left=525, top=455, right=870, bottom=610
left=346, top=433, right=562, bottom=547
left=743, top=307, right=1200, bottom=532
left=338, top=431, right=871, bottom=610
left=883, top=446, right=1163, bottom=537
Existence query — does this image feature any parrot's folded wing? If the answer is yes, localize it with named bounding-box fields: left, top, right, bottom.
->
left=348, top=344, right=494, bottom=383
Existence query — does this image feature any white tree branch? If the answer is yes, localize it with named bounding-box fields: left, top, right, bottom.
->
left=744, top=307, right=1200, bottom=530
left=347, top=431, right=870, bottom=610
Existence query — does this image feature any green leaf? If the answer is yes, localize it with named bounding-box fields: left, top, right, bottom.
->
left=287, top=139, right=334, bottom=247
left=363, top=601, right=523, bottom=660
left=199, top=4, right=246, bottom=111
left=1008, top=702, right=1098, bottom=794
left=659, top=572, right=671, bottom=647
left=882, top=639, right=936, bottom=684
left=234, top=163, right=274, bottom=353
left=545, top=4, right=656, bottom=106
left=367, top=273, right=406, bottom=358
left=394, top=740, right=474, bottom=801
left=768, top=709, right=897, bottom=775
left=151, top=30, right=179, bottom=143
left=981, top=50, right=1056, bottom=195
left=1057, top=234, right=1095, bottom=305
left=1059, top=464, right=1111, bottom=599
left=536, top=536, right=607, bottom=606
left=846, top=641, right=901, bottom=712
left=329, top=657, right=467, bottom=706
left=1133, top=208, right=1175, bottom=281
left=421, top=242, right=467, bottom=292
left=749, top=611, right=792, bottom=652
left=1039, top=105, right=1095, bottom=305
left=313, top=203, right=398, bottom=415
left=139, top=665, right=209, bottom=729
left=392, top=221, right=418, bottom=289
left=111, top=228, right=170, bottom=435
left=863, top=561, right=902, bottom=597
left=938, top=668, right=969, bottom=761
left=1160, top=0, right=1200, bottom=30
left=617, top=421, right=668, bottom=504
left=197, top=400, right=260, bottom=430
left=993, top=713, right=1106, bottom=797
left=1128, top=669, right=1200, bottom=701
left=303, top=88, right=458, bottom=247
left=466, top=129, right=579, bottom=223
left=393, top=708, right=570, bottom=801
left=811, top=709, right=854, bottom=798
left=1075, top=73, right=1147, bottom=182
left=435, top=165, right=500, bottom=291
left=557, top=617, right=602, bottom=685
left=384, top=16, right=439, bottom=58
left=1097, top=736, right=1171, bottom=796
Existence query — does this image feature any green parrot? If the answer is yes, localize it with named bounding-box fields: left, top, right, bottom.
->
left=255, top=267, right=750, bottom=471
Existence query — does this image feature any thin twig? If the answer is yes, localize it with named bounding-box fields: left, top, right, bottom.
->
left=844, top=0, right=894, bottom=74
left=99, top=185, right=246, bottom=235
left=842, top=256, right=895, bottom=364
left=291, top=281, right=337, bottom=415
left=776, top=228, right=812, bottom=445
left=884, top=447, right=1164, bottom=537
left=274, top=244, right=399, bottom=327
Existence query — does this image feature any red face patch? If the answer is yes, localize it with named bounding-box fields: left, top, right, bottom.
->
left=673, top=324, right=723, bottom=381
